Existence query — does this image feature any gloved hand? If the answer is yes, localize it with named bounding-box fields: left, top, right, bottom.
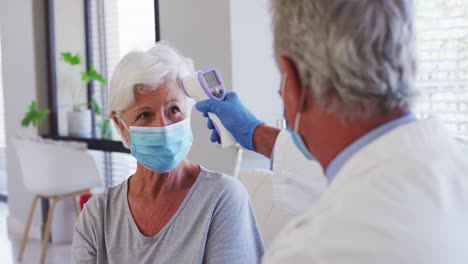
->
left=195, top=92, right=264, bottom=151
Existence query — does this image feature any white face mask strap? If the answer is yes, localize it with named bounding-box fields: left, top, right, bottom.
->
left=281, top=72, right=307, bottom=132
left=112, top=114, right=131, bottom=149
left=119, top=116, right=130, bottom=133
left=294, top=112, right=302, bottom=132
left=294, top=88, right=307, bottom=132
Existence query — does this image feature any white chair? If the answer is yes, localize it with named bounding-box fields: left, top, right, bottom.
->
left=238, top=169, right=292, bottom=248
left=13, top=138, right=102, bottom=264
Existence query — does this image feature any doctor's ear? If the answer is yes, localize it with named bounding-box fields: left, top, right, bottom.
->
left=280, top=56, right=303, bottom=111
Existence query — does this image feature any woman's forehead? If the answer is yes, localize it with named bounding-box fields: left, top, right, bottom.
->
left=131, top=83, right=185, bottom=107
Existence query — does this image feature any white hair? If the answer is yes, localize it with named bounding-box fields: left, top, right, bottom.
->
left=108, top=41, right=195, bottom=148
left=271, top=0, right=419, bottom=119
left=109, top=40, right=195, bottom=116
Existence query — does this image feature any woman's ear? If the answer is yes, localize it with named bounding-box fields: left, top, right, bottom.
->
left=111, top=112, right=131, bottom=148
left=111, top=112, right=123, bottom=131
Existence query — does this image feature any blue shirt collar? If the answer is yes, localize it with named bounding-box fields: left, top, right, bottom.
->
left=325, top=113, right=417, bottom=183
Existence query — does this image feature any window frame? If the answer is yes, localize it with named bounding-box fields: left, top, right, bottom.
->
left=44, top=0, right=160, bottom=154
left=39, top=0, right=160, bottom=230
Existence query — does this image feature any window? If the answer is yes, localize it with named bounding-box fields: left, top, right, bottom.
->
left=87, top=0, right=156, bottom=141
left=87, top=0, right=157, bottom=187
left=45, top=0, right=158, bottom=189
left=415, top=0, right=468, bottom=138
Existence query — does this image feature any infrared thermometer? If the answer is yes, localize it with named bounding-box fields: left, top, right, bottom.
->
left=181, top=67, right=237, bottom=148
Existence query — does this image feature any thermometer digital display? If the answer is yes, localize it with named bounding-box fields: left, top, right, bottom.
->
left=181, top=67, right=237, bottom=148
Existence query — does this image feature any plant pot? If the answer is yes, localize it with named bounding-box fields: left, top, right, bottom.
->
left=67, top=109, right=92, bottom=138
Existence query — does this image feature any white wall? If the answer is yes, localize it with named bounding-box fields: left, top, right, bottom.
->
left=0, top=0, right=48, bottom=238
left=230, top=0, right=282, bottom=127
left=159, top=0, right=240, bottom=175
left=230, top=0, right=282, bottom=169
left=159, top=0, right=282, bottom=172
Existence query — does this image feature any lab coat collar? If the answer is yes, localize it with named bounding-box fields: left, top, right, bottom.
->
left=330, top=116, right=452, bottom=189
left=325, top=113, right=417, bottom=183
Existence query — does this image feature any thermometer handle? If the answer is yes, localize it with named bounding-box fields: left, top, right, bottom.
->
left=208, top=113, right=237, bottom=148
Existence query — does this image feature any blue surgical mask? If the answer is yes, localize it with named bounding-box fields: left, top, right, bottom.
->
left=122, top=118, right=193, bottom=173
left=286, top=120, right=314, bottom=160
left=281, top=73, right=314, bottom=160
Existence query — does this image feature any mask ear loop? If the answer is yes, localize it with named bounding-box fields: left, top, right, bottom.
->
left=119, top=116, right=130, bottom=133
left=294, top=88, right=307, bottom=132
left=282, top=73, right=306, bottom=132
left=116, top=115, right=131, bottom=148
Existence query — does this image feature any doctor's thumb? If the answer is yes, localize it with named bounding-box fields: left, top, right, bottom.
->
left=224, top=92, right=240, bottom=102
left=195, top=99, right=223, bottom=116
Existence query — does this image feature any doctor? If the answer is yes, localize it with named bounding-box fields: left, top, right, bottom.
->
left=195, top=0, right=468, bottom=263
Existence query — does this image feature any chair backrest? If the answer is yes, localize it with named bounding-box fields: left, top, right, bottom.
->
left=13, top=138, right=102, bottom=196
left=238, top=169, right=292, bottom=248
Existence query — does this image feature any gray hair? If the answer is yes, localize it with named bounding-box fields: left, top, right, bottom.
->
left=109, top=40, right=195, bottom=117
left=271, top=0, right=419, bottom=119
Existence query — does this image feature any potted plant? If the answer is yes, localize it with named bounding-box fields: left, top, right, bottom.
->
left=61, top=52, right=107, bottom=138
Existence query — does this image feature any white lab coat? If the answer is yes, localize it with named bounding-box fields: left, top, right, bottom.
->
left=271, top=129, right=327, bottom=215
left=265, top=117, right=468, bottom=263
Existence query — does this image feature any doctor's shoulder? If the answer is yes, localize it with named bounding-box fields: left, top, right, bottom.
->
left=273, top=157, right=468, bottom=263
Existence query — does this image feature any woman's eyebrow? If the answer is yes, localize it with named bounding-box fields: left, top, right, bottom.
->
left=165, top=99, right=183, bottom=105
left=132, top=106, right=152, bottom=113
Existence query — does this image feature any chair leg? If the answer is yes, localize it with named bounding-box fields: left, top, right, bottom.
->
left=18, top=195, right=40, bottom=261
left=40, top=198, right=58, bottom=264
left=74, top=196, right=81, bottom=216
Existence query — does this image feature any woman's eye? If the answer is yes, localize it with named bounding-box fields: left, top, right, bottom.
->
left=169, top=106, right=181, bottom=115
left=137, top=112, right=152, bottom=120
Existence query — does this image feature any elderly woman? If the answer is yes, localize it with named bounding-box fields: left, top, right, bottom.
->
left=71, top=42, right=264, bottom=264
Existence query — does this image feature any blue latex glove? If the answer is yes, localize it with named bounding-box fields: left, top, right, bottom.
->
left=195, top=92, right=264, bottom=151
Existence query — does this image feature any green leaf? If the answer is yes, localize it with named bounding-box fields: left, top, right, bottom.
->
left=61, top=52, right=81, bottom=65
left=21, top=113, right=32, bottom=127
left=38, top=109, right=50, bottom=120
left=81, top=66, right=107, bottom=86
left=81, top=71, right=91, bottom=84
left=29, top=101, right=37, bottom=112
left=21, top=101, right=50, bottom=128
left=88, top=65, right=107, bottom=85
left=100, top=118, right=113, bottom=139
left=92, top=98, right=102, bottom=115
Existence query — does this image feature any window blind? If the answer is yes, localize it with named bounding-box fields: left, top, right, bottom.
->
left=88, top=0, right=155, bottom=188
left=415, top=0, right=468, bottom=137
